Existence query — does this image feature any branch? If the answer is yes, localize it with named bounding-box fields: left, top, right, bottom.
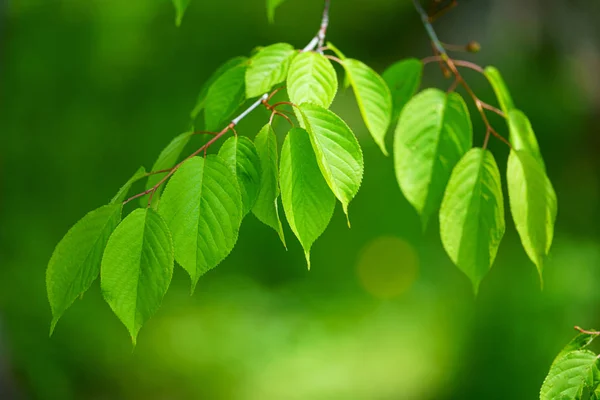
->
left=303, top=0, right=331, bottom=52
left=412, top=0, right=511, bottom=149
left=125, top=1, right=333, bottom=207
left=123, top=94, right=268, bottom=206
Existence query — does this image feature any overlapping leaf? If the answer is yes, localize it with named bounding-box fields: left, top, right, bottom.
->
left=343, top=58, right=393, bottom=155
left=484, top=66, right=515, bottom=114
left=440, top=148, right=505, bottom=294
left=158, top=156, right=242, bottom=290
left=287, top=51, right=337, bottom=108
left=382, top=58, right=423, bottom=124
left=218, top=136, right=262, bottom=216
left=280, top=128, right=335, bottom=268
left=508, top=109, right=545, bottom=169
left=297, top=103, right=363, bottom=220
left=252, top=124, right=286, bottom=245
left=246, top=43, right=296, bottom=98
left=140, top=131, right=193, bottom=208
left=47, top=204, right=122, bottom=334
left=205, top=64, right=247, bottom=131
left=394, top=89, right=472, bottom=228
left=101, top=208, right=173, bottom=345
left=191, top=57, right=248, bottom=120
left=507, top=150, right=556, bottom=283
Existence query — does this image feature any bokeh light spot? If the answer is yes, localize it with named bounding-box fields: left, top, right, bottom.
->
left=356, top=236, right=419, bottom=299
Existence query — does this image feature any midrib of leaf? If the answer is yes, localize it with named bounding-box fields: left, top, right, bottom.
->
left=193, top=161, right=206, bottom=281
left=424, top=94, right=449, bottom=216
left=458, top=164, right=484, bottom=275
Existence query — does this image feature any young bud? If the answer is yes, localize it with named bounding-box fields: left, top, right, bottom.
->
left=467, top=41, right=481, bottom=53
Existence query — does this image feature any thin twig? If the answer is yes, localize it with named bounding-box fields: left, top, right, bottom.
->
left=303, top=0, right=331, bottom=53
left=123, top=93, right=270, bottom=207
left=575, top=326, right=600, bottom=335
left=413, top=0, right=511, bottom=149
left=324, top=54, right=343, bottom=65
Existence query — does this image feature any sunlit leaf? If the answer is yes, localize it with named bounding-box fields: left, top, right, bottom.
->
left=140, top=131, right=193, bottom=208
left=218, top=136, right=262, bottom=216
left=158, top=156, right=242, bottom=290
left=112, top=166, right=147, bottom=205
left=191, top=57, right=248, bottom=121
left=205, top=64, right=247, bottom=131
left=47, top=204, right=122, bottom=334
left=287, top=51, right=337, bottom=108
left=382, top=58, right=423, bottom=123
left=266, top=0, right=287, bottom=23
left=394, top=89, right=472, bottom=228
left=246, top=43, right=296, bottom=98
left=280, top=128, right=335, bottom=268
left=484, top=66, right=515, bottom=115
left=507, top=150, right=557, bottom=284
left=343, top=58, right=393, bottom=155
left=297, top=103, right=363, bottom=221
left=440, top=148, right=505, bottom=294
left=172, top=0, right=191, bottom=27
left=101, top=208, right=173, bottom=345
left=540, top=350, right=599, bottom=400
left=252, top=124, right=286, bottom=246
left=508, top=109, right=545, bottom=169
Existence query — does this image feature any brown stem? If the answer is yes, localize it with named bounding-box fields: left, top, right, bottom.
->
left=575, top=326, right=600, bottom=335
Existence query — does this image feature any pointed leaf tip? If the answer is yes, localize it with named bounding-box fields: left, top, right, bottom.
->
left=440, top=148, right=505, bottom=292
left=159, top=156, right=242, bottom=288
left=101, top=208, right=174, bottom=342
left=297, top=103, right=364, bottom=215
left=343, top=58, right=392, bottom=155
left=280, top=128, right=335, bottom=270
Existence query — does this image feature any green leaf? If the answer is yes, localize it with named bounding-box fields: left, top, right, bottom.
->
left=382, top=58, right=423, bottom=124
left=343, top=58, right=393, bottom=155
left=172, top=0, right=190, bottom=27
left=508, top=109, right=545, bottom=169
left=205, top=64, right=247, bottom=131
left=394, top=89, right=472, bottom=229
left=507, top=150, right=557, bottom=284
left=252, top=124, right=286, bottom=246
left=158, top=156, right=242, bottom=290
left=287, top=51, right=337, bottom=108
left=246, top=43, right=296, bottom=98
left=439, top=148, right=505, bottom=294
left=111, top=166, right=147, bottom=204
left=101, top=208, right=174, bottom=345
left=191, top=57, right=248, bottom=121
left=46, top=204, right=122, bottom=334
left=484, top=66, right=515, bottom=114
left=140, top=131, right=193, bottom=208
left=218, top=136, right=262, bottom=216
left=297, top=103, right=364, bottom=221
left=556, top=333, right=600, bottom=361
left=280, top=128, right=335, bottom=268
left=540, top=350, right=599, bottom=400
left=266, top=0, right=287, bottom=23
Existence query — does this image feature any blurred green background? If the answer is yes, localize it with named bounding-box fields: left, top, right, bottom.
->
left=2, top=0, right=600, bottom=398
